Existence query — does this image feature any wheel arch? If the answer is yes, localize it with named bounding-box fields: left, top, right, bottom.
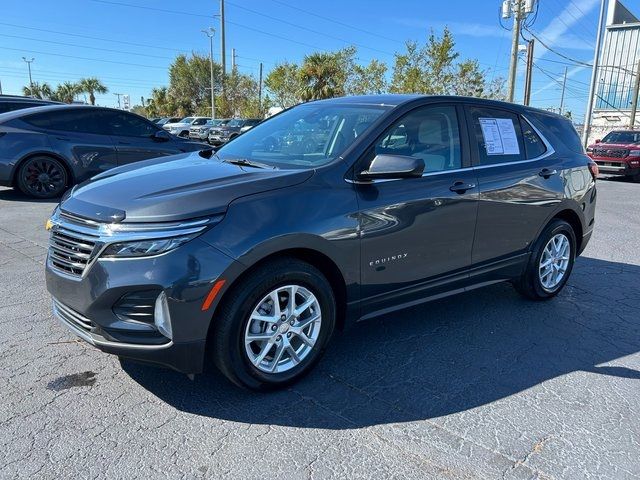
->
left=536, top=206, right=584, bottom=254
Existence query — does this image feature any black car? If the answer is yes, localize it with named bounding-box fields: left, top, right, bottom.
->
left=0, top=94, right=61, bottom=114
left=0, top=105, right=208, bottom=198
left=45, top=95, right=597, bottom=390
left=208, top=118, right=261, bottom=145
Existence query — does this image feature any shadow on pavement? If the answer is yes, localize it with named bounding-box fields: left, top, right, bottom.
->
left=0, top=187, right=60, bottom=204
left=122, top=256, right=640, bottom=429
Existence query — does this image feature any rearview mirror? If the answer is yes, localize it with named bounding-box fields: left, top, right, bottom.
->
left=358, top=154, right=425, bottom=180
left=153, top=130, right=171, bottom=142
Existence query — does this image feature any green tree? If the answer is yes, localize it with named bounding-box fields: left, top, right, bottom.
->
left=452, top=60, right=485, bottom=97
left=219, top=70, right=261, bottom=117
left=22, top=82, right=53, bottom=99
left=168, top=53, right=222, bottom=117
left=265, top=62, right=301, bottom=108
left=53, top=82, right=80, bottom=103
left=299, top=49, right=350, bottom=101
left=78, top=77, right=108, bottom=105
left=347, top=59, right=388, bottom=95
left=146, top=87, right=177, bottom=117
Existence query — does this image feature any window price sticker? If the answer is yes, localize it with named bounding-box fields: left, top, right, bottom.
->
left=479, top=118, right=520, bottom=155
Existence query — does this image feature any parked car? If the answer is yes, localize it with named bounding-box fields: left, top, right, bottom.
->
left=148, top=117, right=161, bottom=123
left=45, top=95, right=597, bottom=390
left=0, top=94, right=61, bottom=114
left=156, top=117, right=181, bottom=126
left=587, top=130, right=640, bottom=181
left=0, top=105, right=208, bottom=198
left=189, top=118, right=229, bottom=141
left=240, top=118, right=262, bottom=133
left=164, top=116, right=209, bottom=138
left=208, top=118, right=262, bottom=146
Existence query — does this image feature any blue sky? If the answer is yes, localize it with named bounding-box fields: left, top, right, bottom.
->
left=0, top=0, right=618, bottom=122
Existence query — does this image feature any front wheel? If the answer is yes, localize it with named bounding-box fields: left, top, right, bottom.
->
left=210, top=259, right=336, bottom=390
left=514, top=219, right=576, bottom=300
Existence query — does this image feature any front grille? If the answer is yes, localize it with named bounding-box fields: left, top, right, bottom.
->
left=48, top=226, right=98, bottom=277
left=592, top=148, right=628, bottom=158
left=53, top=299, right=93, bottom=333
left=113, top=290, right=159, bottom=325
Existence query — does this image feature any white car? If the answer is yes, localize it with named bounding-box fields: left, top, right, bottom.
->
left=163, top=116, right=209, bottom=138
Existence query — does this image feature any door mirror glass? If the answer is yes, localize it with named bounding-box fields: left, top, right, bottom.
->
left=153, top=130, right=171, bottom=142
left=358, top=154, right=425, bottom=180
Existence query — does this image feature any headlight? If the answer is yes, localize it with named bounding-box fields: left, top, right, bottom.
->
left=628, top=150, right=640, bottom=156
left=101, top=235, right=197, bottom=258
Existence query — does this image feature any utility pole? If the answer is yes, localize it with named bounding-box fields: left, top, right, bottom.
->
left=114, top=92, right=123, bottom=109
left=523, top=39, right=534, bottom=106
left=220, top=0, right=226, bottom=92
left=202, top=28, right=216, bottom=119
left=629, top=60, right=640, bottom=128
left=506, top=0, right=522, bottom=102
left=258, top=62, right=263, bottom=116
left=583, top=0, right=607, bottom=146
left=231, top=48, right=237, bottom=71
left=0, top=78, right=3, bottom=95
left=22, top=57, right=34, bottom=93
left=559, top=66, right=568, bottom=115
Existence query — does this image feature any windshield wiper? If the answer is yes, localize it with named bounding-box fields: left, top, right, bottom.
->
left=222, top=158, right=276, bottom=169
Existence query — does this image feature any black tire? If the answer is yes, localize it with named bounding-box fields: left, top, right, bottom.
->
left=16, top=155, right=68, bottom=199
left=210, top=258, right=336, bottom=390
left=514, top=219, right=576, bottom=300
left=631, top=173, right=640, bottom=183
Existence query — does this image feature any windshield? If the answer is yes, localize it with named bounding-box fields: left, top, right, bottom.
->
left=216, top=104, right=388, bottom=168
left=601, top=131, right=640, bottom=144
left=191, top=118, right=209, bottom=126
left=227, top=119, right=243, bottom=127
left=179, top=117, right=194, bottom=124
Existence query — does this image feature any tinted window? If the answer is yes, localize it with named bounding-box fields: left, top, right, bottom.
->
left=191, top=118, right=209, bottom=126
left=521, top=119, right=547, bottom=159
left=469, top=106, right=525, bottom=165
left=106, top=112, right=158, bottom=137
left=374, top=105, right=461, bottom=172
left=601, top=131, right=640, bottom=143
left=529, top=112, right=583, bottom=154
left=23, top=109, right=111, bottom=135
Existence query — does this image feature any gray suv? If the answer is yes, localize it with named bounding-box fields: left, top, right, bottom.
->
left=0, top=105, right=207, bottom=198
left=45, top=95, right=597, bottom=390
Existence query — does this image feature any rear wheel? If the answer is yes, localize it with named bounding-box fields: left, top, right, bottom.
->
left=630, top=173, right=640, bottom=183
left=210, top=259, right=336, bottom=390
left=16, top=156, right=68, bottom=198
left=514, top=219, right=576, bottom=300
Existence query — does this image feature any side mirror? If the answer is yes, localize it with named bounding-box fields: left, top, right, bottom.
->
left=595, top=138, right=601, bottom=143
left=153, top=130, right=171, bottom=142
left=357, top=154, right=425, bottom=180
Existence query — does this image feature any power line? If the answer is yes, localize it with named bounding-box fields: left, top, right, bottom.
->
left=266, top=0, right=404, bottom=45
left=524, top=28, right=592, bottom=67
left=225, top=0, right=395, bottom=57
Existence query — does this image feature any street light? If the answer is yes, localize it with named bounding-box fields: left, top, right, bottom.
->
left=202, top=27, right=216, bottom=120
left=22, top=57, right=34, bottom=94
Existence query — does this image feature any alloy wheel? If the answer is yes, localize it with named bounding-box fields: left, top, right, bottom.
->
left=20, top=158, right=66, bottom=197
left=538, top=233, right=571, bottom=290
left=244, top=285, right=322, bottom=374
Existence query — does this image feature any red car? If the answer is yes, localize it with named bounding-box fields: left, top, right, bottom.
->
left=587, top=130, right=640, bottom=182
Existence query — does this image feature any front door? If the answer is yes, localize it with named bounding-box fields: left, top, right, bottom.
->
left=355, top=104, right=479, bottom=317
left=105, top=111, right=183, bottom=165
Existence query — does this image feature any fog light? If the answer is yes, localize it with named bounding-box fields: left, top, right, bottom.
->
left=154, top=291, right=173, bottom=340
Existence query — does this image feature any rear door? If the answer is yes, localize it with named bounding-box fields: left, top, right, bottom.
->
left=105, top=111, right=186, bottom=165
left=23, top=108, right=118, bottom=180
left=465, top=104, right=562, bottom=266
left=356, top=103, right=479, bottom=316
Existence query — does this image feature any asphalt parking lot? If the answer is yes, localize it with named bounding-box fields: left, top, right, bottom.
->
left=1, top=177, right=639, bottom=480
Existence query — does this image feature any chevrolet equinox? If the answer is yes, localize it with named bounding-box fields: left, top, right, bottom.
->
left=46, top=95, right=597, bottom=390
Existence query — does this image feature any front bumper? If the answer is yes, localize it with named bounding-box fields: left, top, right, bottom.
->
left=592, top=158, right=640, bottom=176
left=207, top=135, right=229, bottom=146
left=46, top=237, right=238, bottom=373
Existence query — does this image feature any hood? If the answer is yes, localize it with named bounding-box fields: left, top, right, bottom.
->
left=60, top=151, right=313, bottom=223
left=590, top=142, right=640, bottom=149
left=165, top=122, right=190, bottom=128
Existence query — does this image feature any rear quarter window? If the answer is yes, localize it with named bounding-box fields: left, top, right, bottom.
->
left=528, top=112, right=584, bottom=154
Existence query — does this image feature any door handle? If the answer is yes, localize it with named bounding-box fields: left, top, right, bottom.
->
left=449, top=181, right=476, bottom=194
left=538, top=168, right=558, bottom=178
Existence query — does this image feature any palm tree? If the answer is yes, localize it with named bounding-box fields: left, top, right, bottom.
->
left=22, top=82, right=53, bottom=99
left=54, top=82, right=80, bottom=104
left=78, top=77, right=108, bottom=105
left=299, top=53, right=345, bottom=101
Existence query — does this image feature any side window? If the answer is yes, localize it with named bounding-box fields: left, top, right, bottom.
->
left=23, top=109, right=107, bottom=135
left=373, top=105, right=461, bottom=172
left=521, top=118, right=547, bottom=159
left=109, top=112, right=158, bottom=137
left=468, top=106, right=525, bottom=165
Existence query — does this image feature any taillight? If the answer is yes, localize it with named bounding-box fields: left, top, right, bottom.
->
left=588, top=160, right=599, bottom=181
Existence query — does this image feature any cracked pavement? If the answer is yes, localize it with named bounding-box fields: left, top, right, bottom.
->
left=1, top=178, right=639, bottom=479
